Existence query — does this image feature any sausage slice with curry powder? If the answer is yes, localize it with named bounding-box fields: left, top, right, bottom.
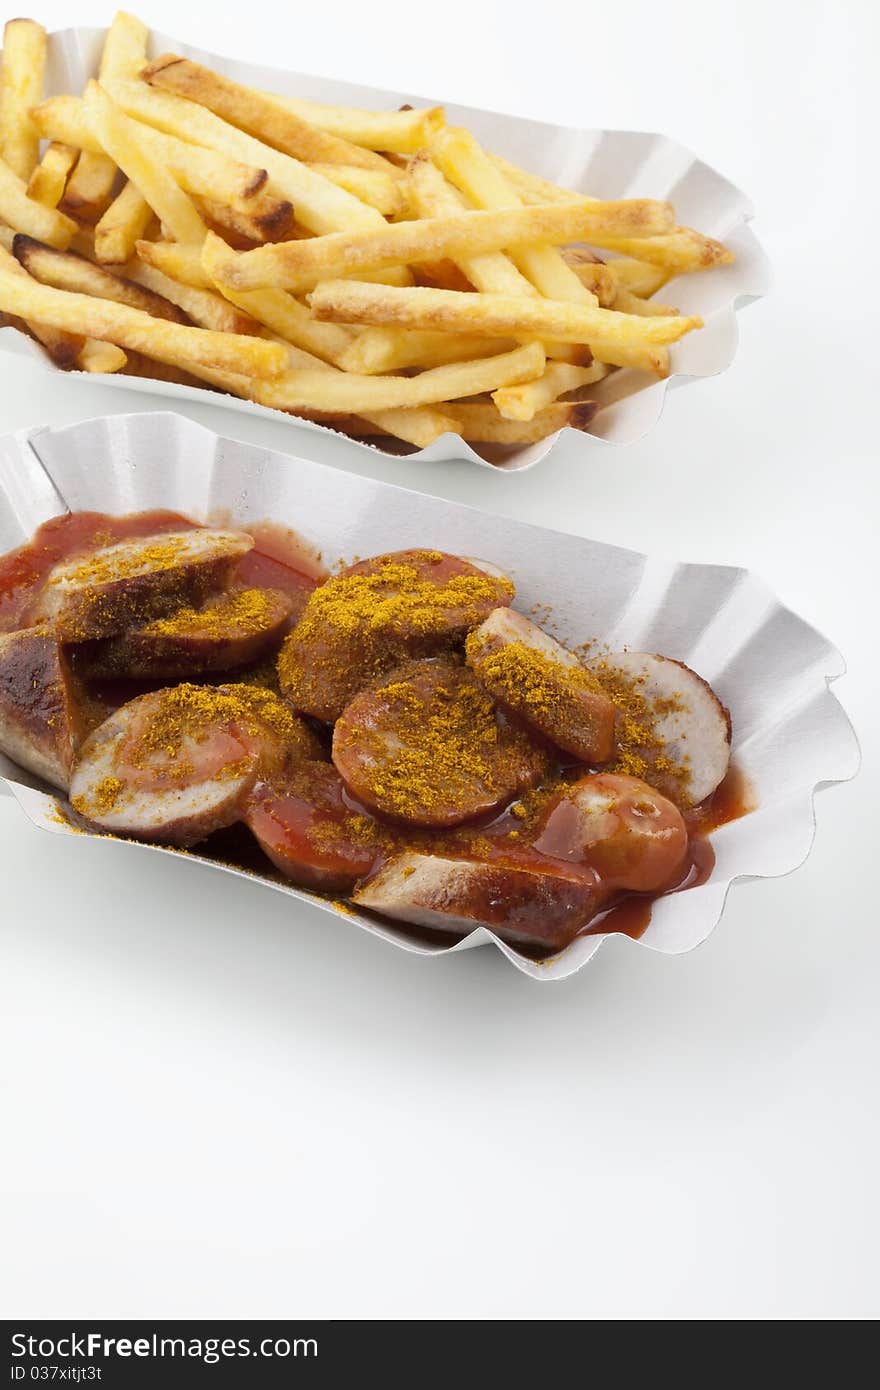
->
left=83, top=586, right=294, bottom=679
left=70, top=682, right=321, bottom=846
left=277, top=548, right=514, bottom=723
left=33, top=528, right=254, bottom=642
left=332, top=656, right=549, bottom=828
left=466, top=607, right=616, bottom=764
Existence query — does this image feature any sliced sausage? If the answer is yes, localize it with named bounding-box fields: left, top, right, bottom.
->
left=246, top=761, right=386, bottom=893
left=534, top=772, right=689, bottom=893
left=84, top=587, right=293, bottom=679
left=69, top=682, right=320, bottom=846
left=33, top=529, right=254, bottom=642
left=0, top=627, right=86, bottom=790
left=586, top=652, right=731, bottom=806
left=278, top=548, right=514, bottom=722
left=466, top=607, right=616, bottom=763
left=332, top=657, right=549, bottom=828
left=354, top=852, right=602, bottom=951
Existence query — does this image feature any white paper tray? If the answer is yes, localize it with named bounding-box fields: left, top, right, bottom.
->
left=0, top=412, right=859, bottom=979
left=0, top=23, right=771, bottom=471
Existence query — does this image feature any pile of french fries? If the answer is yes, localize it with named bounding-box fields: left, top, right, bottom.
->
left=0, top=13, right=734, bottom=452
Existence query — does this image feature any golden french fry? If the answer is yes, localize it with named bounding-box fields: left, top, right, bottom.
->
left=406, top=154, right=536, bottom=297
left=249, top=341, right=546, bottom=413
left=260, top=93, right=444, bottom=154
left=145, top=233, right=356, bottom=366
left=431, top=126, right=601, bottom=308
left=94, top=179, right=153, bottom=264
left=338, top=326, right=514, bottom=375
left=32, top=96, right=273, bottom=210
left=212, top=198, right=665, bottom=293
left=0, top=157, right=77, bottom=248
left=102, top=79, right=412, bottom=233
left=0, top=240, right=83, bottom=364
left=196, top=193, right=295, bottom=245
left=604, top=257, right=670, bottom=296
left=143, top=55, right=398, bottom=175
left=489, top=154, right=581, bottom=206
left=492, top=361, right=609, bottom=420
left=99, top=11, right=150, bottom=82
left=0, top=265, right=288, bottom=378
left=308, top=163, right=404, bottom=216
left=0, top=19, right=46, bottom=180
left=12, top=233, right=190, bottom=323
left=76, top=339, right=127, bottom=372
left=559, top=255, right=617, bottom=305
left=612, top=287, right=678, bottom=317
left=128, top=261, right=259, bottom=335
left=59, top=150, right=119, bottom=224
left=308, top=279, right=698, bottom=369
left=353, top=405, right=457, bottom=448
left=419, top=400, right=597, bottom=443
left=26, top=143, right=77, bottom=210
left=587, top=228, right=735, bottom=272
left=207, top=267, right=355, bottom=367
left=84, top=83, right=206, bottom=245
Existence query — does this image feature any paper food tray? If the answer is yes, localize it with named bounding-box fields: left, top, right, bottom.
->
left=0, top=412, right=858, bottom=979
left=0, top=23, right=771, bottom=471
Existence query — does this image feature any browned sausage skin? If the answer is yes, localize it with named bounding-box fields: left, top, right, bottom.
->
left=354, top=853, right=602, bottom=952
left=0, top=627, right=86, bottom=789
left=278, top=549, right=514, bottom=722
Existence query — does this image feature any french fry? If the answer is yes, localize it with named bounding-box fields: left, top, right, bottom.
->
left=489, top=154, right=581, bottom=206
left=260, top=93, right=444, bottom=154
left=0, top=19, right=46, bottom=181
left=604, top=257, right=670, bottom=296
left=99, top=11, right=150, bottom=82
left=413, top=400, right=597, bottom=444
left=406, top=155, right=536, bottom=297
left=103, top=79, right=384, bottom=234
left=76, top=339, right=127, bottom=372
left=142, top=55, right=398, bottom=175
left=0, top=265, right=288, bottom=378
left=84, top=82, right=206, bottom=245
left=248, top=341, right=546, bottom=414
left=200, top=233, right=355, bottom=364
left=560, top=257, right=617, bottom=306
left=196, top=193, right=295, bottom=245
left=142, top=233, right=356, bottom=366
left=308, top=279, right=699, bottom=370
left=0, top=157, right=77, bottom=248
left=585, top=228, right=735, bottom=273
left=59, top=150, right=119, bottom=224
left=492, top=361, right=608, bottom=420
left=94, top=178, right=154, bottom=264
left=12, top=233, right=189, bottom=323
left=4, top=310, right=84, bottom=367
left=32, top=96, right=273, bottom=210
left=308, top=163, right=404, bottom=216
left=0, top=240, right=83, bottom=364
left=431, top=126, right=601, bottom=309
left=611, top=287, right=678, bottom=317
left=26, top=143, right=77, bottom=210
left=127, top=260, right=259, bottom=335
left=338, top=326, right=514, bottom=375
left=211, top=198, right=666, bottom=293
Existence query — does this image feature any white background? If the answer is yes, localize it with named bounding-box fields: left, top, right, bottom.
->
left=0, top=0, right=877, bottom=1321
